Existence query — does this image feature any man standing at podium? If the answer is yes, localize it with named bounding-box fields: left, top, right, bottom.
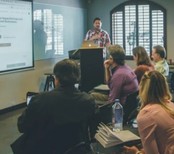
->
left=85, top=17, right=111, bottom=47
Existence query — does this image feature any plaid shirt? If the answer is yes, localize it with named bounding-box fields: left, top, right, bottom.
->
left=85, top=29, right=111, bottom=47
left=155, top=59, right=169, bottom=77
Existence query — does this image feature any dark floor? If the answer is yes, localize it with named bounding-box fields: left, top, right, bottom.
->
left=0, top=108, right=25, bottom=154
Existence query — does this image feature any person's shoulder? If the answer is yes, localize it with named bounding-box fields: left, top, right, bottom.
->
left=87, top=29, right=94, bottom=33
left=139, top=104, right=163, bottom=117
left=164, top=59, right=169, bottom=66
left=120, top=65, right=135, bottom=74
left=30, top=88, right=62, bottom=102
left=124, top=64, right=133, bottom=69
left=135, top=65, right=151, bottom=71
left=74, top=92, right=95, bottom=110
left=156, top=59, right=165, bottom=66
left=114, top=65, right=132, bottom=74
left=112, top=67, right=135, bottom=81
left=101, top=29, right=109, bottom=34
left=30, top=91, right=53, bottom=104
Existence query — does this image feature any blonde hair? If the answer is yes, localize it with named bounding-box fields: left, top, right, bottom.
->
left=139, top=70, right=174, bottom=118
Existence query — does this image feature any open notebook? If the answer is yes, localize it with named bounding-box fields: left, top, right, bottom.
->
left=93, top=84, right=109, bottom=92
left=95, top=123, right=141, bottom=148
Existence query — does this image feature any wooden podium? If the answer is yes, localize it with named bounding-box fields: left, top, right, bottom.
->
left=79, top=48, right=105, bottom=92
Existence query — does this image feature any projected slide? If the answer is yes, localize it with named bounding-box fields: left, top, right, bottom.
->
left=0, top=0, right=33, bottom=73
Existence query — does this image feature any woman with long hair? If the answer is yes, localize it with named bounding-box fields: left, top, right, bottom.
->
left=124, top=70, right=174, bottom=154
left=132, top=46, right=154, bottom=83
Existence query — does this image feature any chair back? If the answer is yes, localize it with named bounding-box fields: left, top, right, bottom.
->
left=123, top=91, right=139, bottom=124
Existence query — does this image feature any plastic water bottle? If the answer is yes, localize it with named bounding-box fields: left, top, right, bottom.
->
left=112, top=99, right=123, bottom=131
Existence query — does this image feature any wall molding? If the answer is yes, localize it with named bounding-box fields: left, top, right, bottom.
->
left=0, top=103, right=26, bottom=115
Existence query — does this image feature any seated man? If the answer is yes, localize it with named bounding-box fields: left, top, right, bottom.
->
left=89, top=45, right=139, bottom=138
left=151, top=45, right=169, bottom=77
left=91, top=44, right=138, bottom=105
left=11, top=59, right=95, bottom=154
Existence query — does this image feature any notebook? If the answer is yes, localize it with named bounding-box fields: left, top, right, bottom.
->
left=94, top=84, right=109, bottom=92
left=95, top=123, right=141, bottom=148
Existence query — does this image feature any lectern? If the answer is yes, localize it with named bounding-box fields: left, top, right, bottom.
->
left=79, top=48, right=105, bottom=92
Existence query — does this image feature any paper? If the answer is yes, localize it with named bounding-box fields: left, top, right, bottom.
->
left=94, top=84, right=110, bottom=91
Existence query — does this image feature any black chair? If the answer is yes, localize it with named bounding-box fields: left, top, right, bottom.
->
left=169, top=72, right=174, bottom=92
left=64, top=142, right=89, bottom=154
left=123, top=91, right=139, bottom=125
left=50, top=121, right=92, bottom=154
left=88, top=102, right=113, bottom=141
left=99, top=102, right=113, bottom=124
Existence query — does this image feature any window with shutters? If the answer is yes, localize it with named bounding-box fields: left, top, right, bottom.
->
left=111, top=0, right=166, bottom=59
left=34, top=9, right=64, bottom=56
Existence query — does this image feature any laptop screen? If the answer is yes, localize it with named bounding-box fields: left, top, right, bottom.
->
left=26, top=92, right=38, bottom=105
left=81, top=40, right=98, bottom=48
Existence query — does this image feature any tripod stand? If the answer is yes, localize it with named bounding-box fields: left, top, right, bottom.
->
left=44, top=73, right=55, bottom=91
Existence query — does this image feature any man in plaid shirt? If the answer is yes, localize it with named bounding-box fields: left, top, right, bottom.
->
left=85, top=17, right=111, bottom=47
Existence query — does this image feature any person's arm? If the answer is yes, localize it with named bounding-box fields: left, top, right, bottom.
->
left=105, top=32, right=111, bottom=47
left=108, top=73, right=125, bottom=102
left=104, top=60, right=111, bottom=83
left=137, top=110, right=159, bottom=154
left=123, top=146, right=145, bottom=154
left=85, top=30, right=90, bottom=40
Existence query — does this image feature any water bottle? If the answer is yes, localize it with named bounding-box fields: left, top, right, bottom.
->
left=112, top=99, right=123, bottom=131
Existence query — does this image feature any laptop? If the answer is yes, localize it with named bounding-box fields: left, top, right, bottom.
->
left=81, top=40, right=98, bottom=48
left=26, top=92, right=38, bottom=105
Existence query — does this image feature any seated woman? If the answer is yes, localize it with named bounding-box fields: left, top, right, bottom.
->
left=132, top=46, right=154, bottom=83
left=124, top=70, right=174, bottom=154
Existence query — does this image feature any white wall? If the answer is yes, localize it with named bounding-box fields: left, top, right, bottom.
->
left=0, top=58, right=62, bottom=109
left=0, top=0, right=87, bottom=110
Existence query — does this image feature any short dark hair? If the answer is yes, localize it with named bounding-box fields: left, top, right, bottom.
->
left=53, top=59, right=80, bottom=86
left=153, top=45, right=166, bottom=58
left=108, top=45, right=125, bottom=65
left=93, top=17, right=101, bottom=23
